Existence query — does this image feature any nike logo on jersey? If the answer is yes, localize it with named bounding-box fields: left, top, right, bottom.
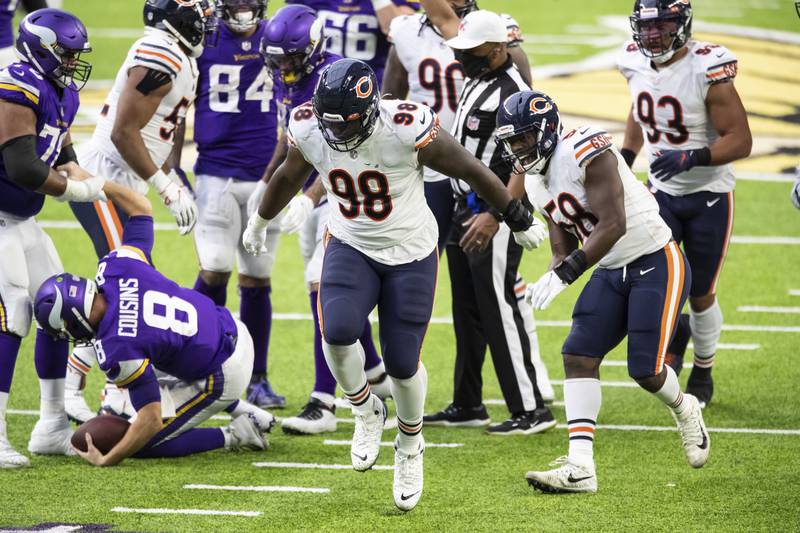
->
left=401, top=491, right=421, bottom=501
left=567, top=474, right=594, bottom=483
left=716, top=52, right=725, bottom=58
left=11, top=68, right=25, bottom=77
left=706, top=198, right=721, bottom=207
left=640, top=267, right=656, bottom=276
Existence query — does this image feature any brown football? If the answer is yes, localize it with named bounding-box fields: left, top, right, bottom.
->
left=71, top=414, right=131, bottom=454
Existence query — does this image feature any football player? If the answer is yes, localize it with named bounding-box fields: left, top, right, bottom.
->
left=187, top=0, right=285, bottom=409
left=619, top=0, right=752, bottom=407
left=62, top=0, right=215, bottom=422
left=242, top=58, right=546, bottom=510
left=260, top=5, right=390, bottom=435
left=794, top=3, right=800, bottom=210
left=34, top=181, right=275, bottom=467
left=0, top=9, right=105, bottom=468
left=0, top=1, right=48, bottom=67
left=496, top=91, right=710, bottom=493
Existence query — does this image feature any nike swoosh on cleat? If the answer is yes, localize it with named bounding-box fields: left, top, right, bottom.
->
left=640, top=267, right=655, bottom=276
left=706, top=198, right=720, bottom=207
left=352, top=453, right=368, bottom=462
left=420, top=113, right=426, bottom=124
left=567, top=474, right=593, bottom=483
left=401, top=491, right=421, bottom=501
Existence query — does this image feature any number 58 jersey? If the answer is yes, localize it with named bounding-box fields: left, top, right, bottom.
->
left=287, top=99, right=439, bottom=265
left=617, top=40, right=738, bottom=196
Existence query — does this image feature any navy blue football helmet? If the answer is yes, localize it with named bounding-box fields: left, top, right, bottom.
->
left=143, top=0, right=217, bottom=57
left=630, top=0, right=693, bottom=64
left=312, top=58, right=380, bottom=152
left=495, top=91, right=562, bottom=175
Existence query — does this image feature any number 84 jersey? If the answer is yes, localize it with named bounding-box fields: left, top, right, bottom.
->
left=288, top=99, right=439, bottom=265
left=617, top=39, right=738, bottom=196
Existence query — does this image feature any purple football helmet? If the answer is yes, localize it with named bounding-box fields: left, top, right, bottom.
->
left=218, top=0, right=267, bottom=33
left=261, top=4, right=324, bottom=84
left=15, top=8, right=92, bottom=91
left=34, top=274, right=98, bottom=342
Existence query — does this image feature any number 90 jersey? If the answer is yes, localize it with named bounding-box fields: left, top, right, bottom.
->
left=525, top=126, right=671, bottom=269
left=617, top=40, right=738, bottom=196
left=288, top=99, right=439, bottom=265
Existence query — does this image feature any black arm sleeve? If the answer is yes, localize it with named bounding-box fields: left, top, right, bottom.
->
left=20, top=0, right=48, bottom=12
left=0, top=135, right=50, bottom=191
left=55, top=143, right=77, bottom=166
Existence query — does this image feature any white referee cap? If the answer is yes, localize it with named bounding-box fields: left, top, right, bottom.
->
left=444, top=10, right=507, bottom=49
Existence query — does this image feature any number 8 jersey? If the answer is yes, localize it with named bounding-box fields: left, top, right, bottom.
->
left=617, top=39, right=738, bottom=196
left=288, top=99, right=439, bottom=265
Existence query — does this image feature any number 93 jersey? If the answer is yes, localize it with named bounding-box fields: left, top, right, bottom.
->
left=287, top=99, right=439, bottom=265
left=525, top=126, right=671, bottom=269
left=617, top=40, right=738, bottom=196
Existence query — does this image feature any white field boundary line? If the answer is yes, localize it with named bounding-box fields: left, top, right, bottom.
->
left=790, top=290, right=800, bottom=297
left=253, top=461, right=393, bottom=471
left=111, top=507, right=262, bottom=517
left=555, top=424, right=800, bottom=436
left=184, top=484, right=329, bottom=494
left=738, top=306, right=800, bottom=314
left=485, top=399, right=565, bottom=407
left=323, top=439, right=463, bottom=448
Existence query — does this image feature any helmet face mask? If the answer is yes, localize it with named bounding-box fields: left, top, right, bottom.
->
left=451, top=0, right=478, bottom=19
left=499, top=129, right=546, bottom=175
left=219, top=0, right=266, bottom=34
left=630, top=0, right=693, bottom=64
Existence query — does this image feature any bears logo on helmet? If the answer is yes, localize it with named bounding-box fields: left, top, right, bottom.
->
left=529, top=97, right=553, bottom=114
left=355, top=76, right=373, bottom=99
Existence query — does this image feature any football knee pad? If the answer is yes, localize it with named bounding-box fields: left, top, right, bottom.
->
left=689, top=300, right=723, bottom=357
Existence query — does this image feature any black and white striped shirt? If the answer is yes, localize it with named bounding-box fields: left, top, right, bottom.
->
left=450, top=57, right=530, bottom=197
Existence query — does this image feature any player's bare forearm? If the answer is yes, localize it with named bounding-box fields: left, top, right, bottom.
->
left=304, top=176, right=326, bottom=206
left=706, top=82, right=752, bottom=165
left=507, top=173, right=526, bottom=199
left=382, top=47, right=409, bottom=98
left=99, top=401, right=162, bottom=466
left=261, top=132, right=289, bottom=184
left=622, top=106, right=644, bottom=154
left=419, top=130, right=513, bottom=211
left=547, top=219, right=579, bottom=269
left=257, top=145, right=314, bottom=219
left=165, top=121, right=186, bottom=172
left=419, top=0, right=459, bottom=38
left=580, top=151, right=626, bottom=266
left=103, top=181, right=153, bottom=218
left=509, top=46, right=532, bottom=86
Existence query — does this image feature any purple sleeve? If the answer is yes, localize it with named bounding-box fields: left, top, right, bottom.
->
left=394, top=0, right=420, bottom=8
left=127, top=367, right=161, bottom=412
left=122, top=215, right=155, bottom=259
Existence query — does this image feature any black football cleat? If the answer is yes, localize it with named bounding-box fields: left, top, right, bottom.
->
left=686, top=366, right=713, bottom=408
left=423, top=403, right=490, bottom=427
left=487, top=408, right=557, bottom=436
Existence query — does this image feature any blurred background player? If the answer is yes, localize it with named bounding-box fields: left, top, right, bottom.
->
left=0, top=8, right=104, bottom=468
left=794, top=3, right=800, bottom=210
left=63, top=0, right=215, bottom=422
left=259, top=5, right=390, bottom=434
left=187, top=0, right=286, bottom=409
left=0, top=0, right=49, bottom=67
left=34, top=181, right=275, bottom=467
left=495, top=91, right=709, bottom=493
left=619, top=0, right=752, bottom=408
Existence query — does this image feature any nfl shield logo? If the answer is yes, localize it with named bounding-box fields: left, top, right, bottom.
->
left=242, top=41, right=252, bottom=51
left=467, top=116, right=480, bottom=131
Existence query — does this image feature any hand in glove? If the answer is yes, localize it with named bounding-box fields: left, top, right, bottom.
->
left=149, top=169, right=197, bottom=235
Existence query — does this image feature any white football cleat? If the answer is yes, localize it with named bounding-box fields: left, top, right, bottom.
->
left=393, top=437, right=424, bottom=511
left=281, top=398, right=337, bottom=435
left=0, top=437, right=30, bottom=468
left=672, top=393, right=710, bottom=468
left=351, top=394, right=386, bottom=472
left=65, top=388, right=96, bottom=425
left=27, top=415, right=76, bottom=456
left=227, top=414, right=267, bottom=451
left=525, top=456, right=598, bottom=494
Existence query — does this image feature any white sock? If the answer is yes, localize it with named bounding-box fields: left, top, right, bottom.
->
left=222, top=426, right=234, bottom=450
left=365, top=361, right=386, bottom=382
left=390, top=364, right=427, bottom=454
left=652, top=366, right=688, bottom=418
left=323, top=341, right=370, bottom=414
left=0, top=391, right=8, bottom=440
left=39, top=378, right=65, bottom=420
left=690, top=300, right=722, bottom=369
left=564, top=378, right=601, bottom=469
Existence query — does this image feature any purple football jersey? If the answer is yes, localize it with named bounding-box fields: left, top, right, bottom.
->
left=287, top=0, right=419, bottom=83
left=193, top=21, right=278, bottom=181
left=0, top=0, right=16, bottom=49
left=0, top=61, right=79, bottom=218
left=94, top=216, right=238, bottom=390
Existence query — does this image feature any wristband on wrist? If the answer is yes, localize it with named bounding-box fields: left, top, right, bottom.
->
left=489, top=207, right=503, bottom=222
left=553, top=249, right=588, bottom=285
left=502, top=198, right=533, bottom=232
left=694, top=147, right=712, bottom=167
left=249, top=212, right=271, bottom=231
left=148, top=169, right=171, bottom=193
left=619, top=148, right=636, bottom=168
left=55, top=144, right=78, bottom=166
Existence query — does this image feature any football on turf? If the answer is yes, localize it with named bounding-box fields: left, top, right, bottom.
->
left=71, top=414, right=130, bottom=454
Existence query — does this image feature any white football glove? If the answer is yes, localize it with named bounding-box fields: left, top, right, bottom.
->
left=247, top=179, right=267, bottom=217
left=791, top=169, right=800, bottom=211
left=513, top=216, right=547, bottom=250
left=56, top=174, right=107, bottom=203
left=242, top=212, right=271, bottom=256
left=525, top=271, right=568, bottom=311
left=149, top=169, right=197, bottom=235
left=280, top=195, right=314, bottom=234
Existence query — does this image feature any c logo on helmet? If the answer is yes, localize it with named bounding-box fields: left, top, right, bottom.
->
left=355, top=76, right=373, bottom=99
left=529, top=97, right=552, bottom=115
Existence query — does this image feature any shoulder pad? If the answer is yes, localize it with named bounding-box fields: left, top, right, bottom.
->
left=691, top=42, right=738, bottom=85
left=388, top=14, right=419, bottom=43
left=287, top=101, right=317, bottom=146
left=0, top=64, right=45, bottom=109
left=381, top=100, right=440, bottom=150
left=564, top=125, right=613, bottom=169
left=130, top=37, right=184, bottom=78
left=616, top=40, right=644, bottom=77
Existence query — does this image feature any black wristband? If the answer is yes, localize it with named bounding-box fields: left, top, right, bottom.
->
left=55, top=143, right=78, bottom=167
left=694, top=147, right=712, bottom=167
left=488, top=207, right=503, bottom=222
left=620, top=148, right=637, bottom=168
left=502, top=198, right=533, bottom=232
left=553, top=249, right=588, bottom=285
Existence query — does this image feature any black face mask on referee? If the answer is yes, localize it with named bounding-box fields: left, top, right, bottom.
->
left=454, top=45, right=503, bottom=78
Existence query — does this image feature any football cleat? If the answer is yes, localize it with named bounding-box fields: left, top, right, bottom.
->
left=486, top=408, right=557, bottom=436
left=28, top=415, right=76, bottom=456
left=247, top=377, right=286, bottom=409
left=98, top=383, right=135, bottom=419
left=423, top=403, right=491, bottom=427
left=686, top=366, right=713, bottom=409
left=672, top=394, right=710, bottom=468
left=65, top=388, right=96, bottom=425
left=227, top=414, right=268, bottom=451
left=525, top=456, right=597, bottom=494
left=393, top=436, right=424, bottom=512
left=281, top=397, right=337, bottom=435
left=0, top=436, right=30, bottom=468
left=351, top=394, right=386, bottom=472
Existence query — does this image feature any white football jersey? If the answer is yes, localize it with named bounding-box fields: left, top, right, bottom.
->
left=288, top=99, right=440, bottom=265
left=389, top=13, right=523, bottom=183
left=88, top=28, right=198, bottom=191
left=617, top=40, right=738, bottom=196
left=526, top=126, right=671, bottom=269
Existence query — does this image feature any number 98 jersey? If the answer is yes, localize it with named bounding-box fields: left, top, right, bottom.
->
left=287, top=99, right=439, bottom=265
left=617, top=40, right=738, bottom=196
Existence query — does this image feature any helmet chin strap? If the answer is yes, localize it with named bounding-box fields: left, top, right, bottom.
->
left=651, top=48, right=676, bottom=64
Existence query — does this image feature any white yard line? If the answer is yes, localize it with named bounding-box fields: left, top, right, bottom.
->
left=602, top=360, right=692, bottom=369
left=730, top=236, right=800, bottom=245
left=323, top=439, right=463, bottom=448
left=7, top=409, right=38, bottom=416
left=555, top=424, right=800, bottom=436
left=789, top=290, right=800, bottom=297
left=252, top=461, right=393, bottom=471
left=184, top=484, right=329, bottom=494
left=551, top=379, right=639, bottom=388
left=689, top=343, right=760, bottom=351
left=111, top=507, right=262, bottom=517
left=737, top=306, right=800, bottom=314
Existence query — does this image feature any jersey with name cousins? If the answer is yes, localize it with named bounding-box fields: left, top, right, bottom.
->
left=0, top=62, right=79, bottom=218
left=617, top=39, right=738, bottom=196
left=288, top=0, right=419, bottom=83
left=94, top=216, right=238, bottom=397
left=288, top=99, right=439, bottom=265
left=89, top=28, right=198, bottom=192
left=525, top=126, right=671, bottom=270
left=194, top=20, right=278, bottom=181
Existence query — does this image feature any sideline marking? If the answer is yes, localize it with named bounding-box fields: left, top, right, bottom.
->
left=323, top=439, right=463, bottom=448
left=184, top=484, right=329, bottom=494
left=111, top=507, right=262, bottom=517
left=253, top=461, right=393, bottom=471
left=738, top=305, right=800, bottom=314
left=789, top=290, right=800, bottom=297
left=557, top=424, right=800, bottom=436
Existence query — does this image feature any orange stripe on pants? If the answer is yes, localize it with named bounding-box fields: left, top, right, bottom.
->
left=706, top=191, right=734, bottom=296
left=655, top=242, right=685, bottom=374
left=93, top=201, right=116, bottom=251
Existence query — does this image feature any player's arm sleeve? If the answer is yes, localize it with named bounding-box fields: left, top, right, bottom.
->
left=125, top=368, right=161, bottom=412
left=572, top=127, right=614, bottom=171
left=701, top=46, right=738, bottom=97
left=412, top=105, right=440, bottom=151
left=121, top=215, right=155, bottom=261
left=130, top=41, right=183, bottom=78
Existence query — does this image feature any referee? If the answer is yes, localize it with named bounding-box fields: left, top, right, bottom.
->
left=423, top=10, right=555, bottom=434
